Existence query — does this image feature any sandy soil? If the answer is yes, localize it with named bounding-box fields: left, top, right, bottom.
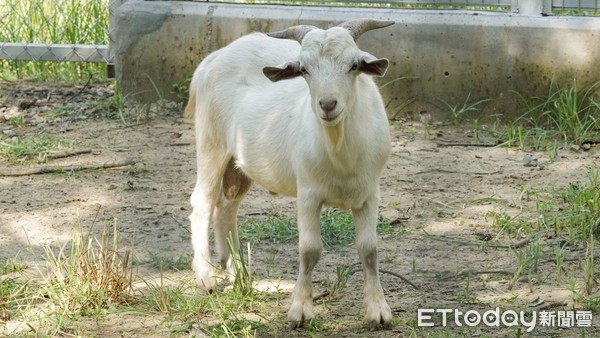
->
left=1, top=82, right=599, bottom=337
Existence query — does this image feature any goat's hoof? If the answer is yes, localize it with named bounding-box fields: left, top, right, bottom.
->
left=193, top=270, right=221, bottom=291
left=288, top=304, right=312, bottom=329
left=365, top=303, right=393, bottom=331
left=367, top=317, right=393, bottom=331
left=289, top=320, right=303, bottom=330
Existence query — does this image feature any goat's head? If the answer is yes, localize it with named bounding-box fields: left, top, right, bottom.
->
left=263, top=19, right=394, bottom=126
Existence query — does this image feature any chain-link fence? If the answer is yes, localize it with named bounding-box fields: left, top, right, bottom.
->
left=0, top=0, right=119, bottom=64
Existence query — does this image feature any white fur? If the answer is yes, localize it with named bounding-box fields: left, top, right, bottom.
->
left=186, top=27, right=392, bottom=328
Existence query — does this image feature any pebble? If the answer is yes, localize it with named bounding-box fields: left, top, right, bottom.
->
left=522, top=155, right=538, bottom=167
left=582, top=143, right=591, bottom=151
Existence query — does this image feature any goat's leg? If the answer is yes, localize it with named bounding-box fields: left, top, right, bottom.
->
left=190, top=150, right=230, bottom=290
left=352, top=193, right=392, bottom=330
left=214, top=158, right=252, bottom=279
left=288, top=193, right=322, bottom=328
left=213, top=192, right=244, bottom=279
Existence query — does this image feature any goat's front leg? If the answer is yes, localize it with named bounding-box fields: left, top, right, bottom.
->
left=288, top=192, right=322, bottom=328
left=352, top=193, right=392, bottom=330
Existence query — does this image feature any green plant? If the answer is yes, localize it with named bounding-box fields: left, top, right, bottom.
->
left=441, top=93, right=492, bottom=125
left=582, top=232, right=597, bottom=295
left=509, top=242, right=542, bottom=290
left=0, top=278, right=30, bottom=323
left=512, top=82, right=600, bottom=146
left=0, top=256, right=26, bottom=275
left=0, top=132, right=72, bottom=163
left=39, top=217, right=133, bottom=315
left=172, top=76, right=192, bottom=101
left=8, top=116, right=25, bottom=129
left=323, top=265, right=352, bottom=299
left=227, top=233, right=253, bottom=297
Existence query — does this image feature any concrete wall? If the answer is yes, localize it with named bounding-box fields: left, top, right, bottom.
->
left=113, top=0, right=600, bottom=119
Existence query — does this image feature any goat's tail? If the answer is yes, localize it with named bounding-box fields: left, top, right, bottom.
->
left=183, top=89, right=196, bottom=119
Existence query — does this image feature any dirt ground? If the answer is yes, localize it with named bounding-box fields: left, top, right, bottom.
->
left=1, top=82, right=599, bottom=337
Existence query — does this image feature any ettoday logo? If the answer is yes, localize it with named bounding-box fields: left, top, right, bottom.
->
left=418, top=308, right=593, bottom=332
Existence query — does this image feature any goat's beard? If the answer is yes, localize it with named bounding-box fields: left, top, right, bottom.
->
left=323, top=122, right=345, bottom=153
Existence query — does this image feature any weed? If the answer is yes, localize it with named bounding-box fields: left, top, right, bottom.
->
left=441, top=92, right=492, bottom=125
left=455, top=271, right=476, bottom=303
left=582, top=232, right=597, bottom=295
left=39, top=217, right=134, bottom=315
left=509, top=242, right=542, bottom=290
left=505, top=82, right=600, bottom=148
left=0, top=132, right=72, bottom=163
left=8, top=116, right=25, bottom=129
left=323, top=265, right=352, bottom=299
left=172, top=76, right=192, bottom=101
left=0, top=256, right=26, bottom=275
left=227, top=233, right=253, bottom=297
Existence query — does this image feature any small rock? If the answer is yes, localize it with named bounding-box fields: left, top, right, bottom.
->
left=522, top=155, right=538, bottom=167
left=570, top=144, right=580, bottom=152
left=2, top=128, right=15, bottom=136
left=582, top=143, right=591, bottom=151
left=538, top=161, right=546, bottom=170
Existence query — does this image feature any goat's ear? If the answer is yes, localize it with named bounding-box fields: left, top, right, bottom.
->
left=358, top=53, right=389, bottom=77
left=263, top=61, right=302, bottom=82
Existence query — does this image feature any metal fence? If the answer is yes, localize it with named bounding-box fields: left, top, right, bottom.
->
left=0, top=0, right=598, bottom=70
left=0, top=0, right=121, bottom=64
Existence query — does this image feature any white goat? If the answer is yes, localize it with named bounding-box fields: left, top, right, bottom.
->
left=185, top=18, right=394, bottom=329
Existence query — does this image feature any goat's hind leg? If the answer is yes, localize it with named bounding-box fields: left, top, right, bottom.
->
left=190, top=147, right=230, bottom=290
left=213, top=158, right=253, bottom=280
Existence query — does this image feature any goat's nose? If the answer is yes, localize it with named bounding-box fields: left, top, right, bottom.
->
left=319, top=99, right=337, bottom=113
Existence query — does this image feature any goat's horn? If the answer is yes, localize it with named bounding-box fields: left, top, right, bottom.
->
left=337, top=19, right=395, bottom=41
left=267, top=25, right=318, bottom=43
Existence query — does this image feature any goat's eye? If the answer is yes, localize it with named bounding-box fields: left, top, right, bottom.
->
left=300, top=66, right=309, bottom=76
left=349, top=63, right=359, bottom=72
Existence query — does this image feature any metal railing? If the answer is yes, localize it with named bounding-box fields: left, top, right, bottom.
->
left=201, top=0, right=600, bottom=14
left=0, top=0, right=598, bottom=72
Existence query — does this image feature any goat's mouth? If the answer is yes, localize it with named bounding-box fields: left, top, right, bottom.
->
left=319, top=110, right=343, bottom=126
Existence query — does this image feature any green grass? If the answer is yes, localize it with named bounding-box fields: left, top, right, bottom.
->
left=0, top=0, right=109, bottom=82
left=141, top=275, right=274, bottom=337
left=0, top=217, right=134, bottom=336
left=239, top=209, right=405, bottom=250
left=0, top=257, right=26, bottom=275
left=38, top=218, right=134, bottom=317
left=488, top=168, right=599, bottom=243
left=441, top=93, right=492, bottom=126
left=492, top=82, right=600, bottom=149
left=0, top=131, right=73, bottom=163
left=485, top=168, right=600, bottom=302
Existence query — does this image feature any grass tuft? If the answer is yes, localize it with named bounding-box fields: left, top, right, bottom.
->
left=39, top=217, right=134, bottom=315
left=495, top=82, right=600, bottom=148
